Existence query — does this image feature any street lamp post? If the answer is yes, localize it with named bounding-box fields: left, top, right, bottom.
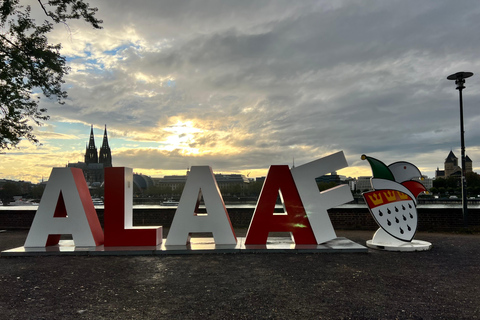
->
left=447, top=71, right=473, bottom=227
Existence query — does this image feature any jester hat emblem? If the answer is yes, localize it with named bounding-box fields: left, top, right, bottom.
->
left=361, top=155, right=426, bottom=242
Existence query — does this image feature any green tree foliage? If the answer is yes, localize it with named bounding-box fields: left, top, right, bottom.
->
left=466, top=172, right=480, bottom=196
left=466, top=172, right=480, bottom=187
left=0, top=0, right=102, bottom=149
left=429, top=187, right=438, bottom=195
left=433, top=176, right=459, bottom=190
left=144, top=184, right=185, bottom=199
left=433, top=172, right=480, bottom=197
left=0, top=181, right=22, bottom=205
left=244, top=180, right=263, bottom=196
left=29, top=183, right=45, bottom=199
left=219, top=184, right=243, bottom=196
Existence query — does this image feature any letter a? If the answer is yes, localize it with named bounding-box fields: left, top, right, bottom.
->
left=103, top=167, right=163, bottom=246
left=165, top=166, right=236, bottom=245
left=245, top=165, right=316, bottom=245
left=24, top=168, right=104, bottom=247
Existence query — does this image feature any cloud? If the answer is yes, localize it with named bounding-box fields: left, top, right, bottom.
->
left=10, top=0, right=480, bottom=182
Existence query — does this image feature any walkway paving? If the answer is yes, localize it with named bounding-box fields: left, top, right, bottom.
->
left=1, top=229, right=479, bottom=319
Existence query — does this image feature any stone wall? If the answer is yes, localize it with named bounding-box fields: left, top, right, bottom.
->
left=1, top=206, right=479, bottom=232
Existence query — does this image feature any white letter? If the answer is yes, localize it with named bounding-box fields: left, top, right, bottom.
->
left=165, top=166, right=236, bottom=245
left=24, top=168, right=104, bottom=247
left=291, top=151, right=353, bottom=244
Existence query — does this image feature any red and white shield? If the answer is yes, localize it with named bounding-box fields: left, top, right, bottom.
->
left=363, top=189, right=417, bottom=242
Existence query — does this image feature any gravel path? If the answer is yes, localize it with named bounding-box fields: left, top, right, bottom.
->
left=1, top=230, right=479, bottom=319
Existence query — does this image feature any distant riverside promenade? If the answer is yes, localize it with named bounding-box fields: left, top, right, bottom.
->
left=1, top=204, right=479, bottom=232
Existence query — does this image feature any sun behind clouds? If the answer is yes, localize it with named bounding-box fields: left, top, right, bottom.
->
left=160, top=119, right=202, bottom=154
left=155, top=117, right=244, bottom=157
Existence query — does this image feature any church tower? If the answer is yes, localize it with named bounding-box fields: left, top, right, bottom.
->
left=99, top=125, right=112, bottom=167
left=444, top=151, right=458, bottom=177
left=466, top=155, right=473, bottom=174
left=85, top=125, right=98, bottom=164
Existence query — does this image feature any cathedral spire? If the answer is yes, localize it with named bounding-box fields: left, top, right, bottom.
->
left=85, top=125, right=98, bottom=164
left=99, top=124, right=112, bottom=167
left=101, top=124, right=109, bottom=148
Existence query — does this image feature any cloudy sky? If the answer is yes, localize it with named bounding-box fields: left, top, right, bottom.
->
left=3, top=0, right=480, bottom=183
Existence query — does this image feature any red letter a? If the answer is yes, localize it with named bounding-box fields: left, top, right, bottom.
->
left=245, top=165, right=316, bottom=245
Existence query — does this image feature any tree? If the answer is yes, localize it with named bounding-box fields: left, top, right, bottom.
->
left=0, top=181, right=22, bottom=205
left=29, top=183, right=45, bottom=200
left=466, top=172, right=480, bottom=188
left=433, top=177, right=446, bottom=189
left=0, top=0, right=102, bottom=149
left=245, top=180, right=263, bottom=196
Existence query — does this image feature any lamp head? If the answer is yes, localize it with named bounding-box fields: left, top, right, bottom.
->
left=447, top=71, right=474, bottom=90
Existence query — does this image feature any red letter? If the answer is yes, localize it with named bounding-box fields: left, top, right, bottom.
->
left=245, top=165, right=316, bottom=245
left=104, top=167, right=162, bottom=247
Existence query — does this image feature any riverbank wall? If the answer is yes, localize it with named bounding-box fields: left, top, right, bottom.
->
left=1, top=205, right=479, bottom=232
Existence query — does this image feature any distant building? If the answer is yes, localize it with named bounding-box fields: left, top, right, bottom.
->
left=354, top=174, right=433, bottom=193
left=414, top=176, right=433, bottom=191
left=68, top=125, right=112, bottom=185
left=356, top=176, right=373, bottom=192
left=435, top=151, right=472, bottom=179
left=153, top=171, right=249, bottom=191
left=153, top=175, right=188, bottom=191
left=315, top=171, right=345, bottom=184
left=315, top=171, right=354, bottom=187
left=214, top=173, right=250, bottom=190
left=255, top=177, right=266, bottom=184
left=133, top=173, right=154, bottom=191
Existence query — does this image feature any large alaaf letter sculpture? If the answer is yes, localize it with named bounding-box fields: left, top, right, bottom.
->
left=103, top=167, right=162, bottom=246
left=291, top=151, right=353, bottom=244
left=165, top=166, right=237, bottom=246
left=24, top=168, right=104, bottom=247
left=20, top=152, right=356, bottom=251
left=245, top=165, right=317, bottom=245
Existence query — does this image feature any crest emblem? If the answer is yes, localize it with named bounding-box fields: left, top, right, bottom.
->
left=361, top=155, right=426, bottom=242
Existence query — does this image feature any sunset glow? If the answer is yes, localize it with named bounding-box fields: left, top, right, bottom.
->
left=2, top=1, right=480, bottom=184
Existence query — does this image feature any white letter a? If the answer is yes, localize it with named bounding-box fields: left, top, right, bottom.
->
left=166, top=166, right=236, bottom=245
left=24, top=168, right=104, bottom=247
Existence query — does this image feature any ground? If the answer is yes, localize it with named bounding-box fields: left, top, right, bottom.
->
left=0, top=230, right=479, bottom=319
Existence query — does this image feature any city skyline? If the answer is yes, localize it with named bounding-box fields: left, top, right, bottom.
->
left=0, top=128, right=470, bottom=185
left=2, top=1, right=480, bottom=183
